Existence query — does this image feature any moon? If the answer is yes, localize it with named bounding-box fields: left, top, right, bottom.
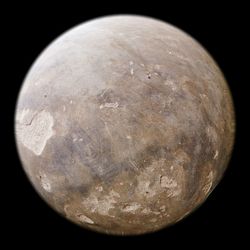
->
left=15, top=15, right=235, bottom=235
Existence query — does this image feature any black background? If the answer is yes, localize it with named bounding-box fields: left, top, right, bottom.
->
left=2, top=1, right=249, bottom=248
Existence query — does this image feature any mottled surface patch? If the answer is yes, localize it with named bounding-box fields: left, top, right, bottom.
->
left=16, top=109, right=54, bottom=155
left=160, top=176, right=181, bottom=197
left=82, top=190, right=120, bottom=216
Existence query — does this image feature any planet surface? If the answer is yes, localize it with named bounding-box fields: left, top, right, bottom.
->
left=15, top=15, right=235, bottom=235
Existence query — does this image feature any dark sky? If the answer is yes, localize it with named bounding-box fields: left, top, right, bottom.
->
left=2, top=1, right=248, bottom=248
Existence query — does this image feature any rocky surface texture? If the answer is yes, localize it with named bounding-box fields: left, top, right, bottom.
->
left=15, top=15, right=235, bottom=235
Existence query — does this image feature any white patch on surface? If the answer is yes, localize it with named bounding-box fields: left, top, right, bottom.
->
left=96, top=186, right=103, bottom=192
left=122, top=202, right=141, bottom=213
left=141, top=208, right=152, bottom=214
left=77, top=214, right=94, bottom=224
left=82, top=190, right=120, bottom=216
left=72, top=135, right=83, bottom=143
left=160, top=176, right=181, bottom=197
left=63, top=105, right=66, bottom=112
left=168, top=188, right=181, bottom=197
left=160, top=176, right=177, bottom=188
left=206, top=126, right=218, bottom=144
left=129, top=60, right=134, bottom=75
left=136, top=159, right=182, bottom=198
left=159, top=205, right=166, bottom=212
left=126, top=135, right=132, bottom=139
left=214, top=150, right=219, bottom=159
left=199, top=93, right=208, bottom=99
left=203, top=171, right=214, bottom=195
left=16, top=109, right=54, bottom=155
left=39, top=174, right=51, bottom=192
left=141, top=207, right=161, bottom=215
left=99, top=102, right=119, bottom=109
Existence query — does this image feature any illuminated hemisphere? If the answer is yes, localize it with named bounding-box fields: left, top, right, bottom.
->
left=15, top=15, right=235, bottom=235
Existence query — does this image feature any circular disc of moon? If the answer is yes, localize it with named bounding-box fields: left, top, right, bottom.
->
left=15, top=15, right=235, bottom=235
